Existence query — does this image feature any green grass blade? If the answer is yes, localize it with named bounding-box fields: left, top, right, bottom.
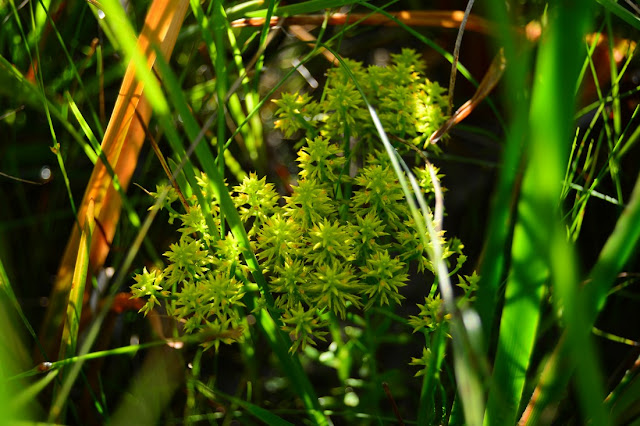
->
left=585, top=172, right=640, bottom=323
left=417, top=324, right=447, bottom=424
left=0, top=290, right=43, bottom=422
left=483, top=169, right=550, bottom=426
left=0, top=55, right=99, bottom=164
left=33, top=0, right=104, bottom=135
left=485, top=2, right=607, bottom=425
left=0, top=242, right=47, bottom=360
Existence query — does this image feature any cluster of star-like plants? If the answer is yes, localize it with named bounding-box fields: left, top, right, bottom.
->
left=131, top=49, right=474, bottom=353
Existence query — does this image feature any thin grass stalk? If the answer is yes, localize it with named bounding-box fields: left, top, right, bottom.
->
left=224, top=21, right=265, bottom=168
left=595, top=0, right=640, bottom=30
left=0, top=55, right=98, bottom=163
left=417, top=323, right=447, bottom=424
left=21, top=0, right=80, bottom=225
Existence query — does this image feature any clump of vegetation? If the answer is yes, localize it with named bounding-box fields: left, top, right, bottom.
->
left=131, top=49, right=475, bottom=355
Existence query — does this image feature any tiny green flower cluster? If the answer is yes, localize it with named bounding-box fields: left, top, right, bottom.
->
left=131, top=49, right=472, bottom=353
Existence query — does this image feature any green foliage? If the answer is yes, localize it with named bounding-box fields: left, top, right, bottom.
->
left=275, top=49, right=448, bottom=149
left=131, top=49, right=472, bottom=356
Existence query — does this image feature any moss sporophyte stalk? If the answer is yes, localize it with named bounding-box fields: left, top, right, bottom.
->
left=131, top=49, right=478, bottom=357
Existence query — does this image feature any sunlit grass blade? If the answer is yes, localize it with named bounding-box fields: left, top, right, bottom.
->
left=522, top=171, right=640, bottom=424
left=223, top=14, right=265, bottom=167
left=245, top=0, right=361, bottom=17
left=58, top=200, right=95, bottom=361
left=474, top=0, right=530, bottom=344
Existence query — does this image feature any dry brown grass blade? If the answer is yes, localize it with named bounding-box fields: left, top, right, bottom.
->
left=232, top=10, right=494, bottom=35
left=39, top=0, right=189, bottom=360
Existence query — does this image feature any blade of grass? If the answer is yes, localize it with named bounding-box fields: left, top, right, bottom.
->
left=418, top=323, right=447, bottom=425
left=522, top=170, right=640, bottom=424
left=223, top=11, right=265, bottom=167
left=606, top=355, right=640, bottom=424
left=0, top=239, right=48, bottom=361
left=31, top=0, right=104, bottom=136
left=245, top=0, right=361, bottom=18
left=58, top=200, right=95, bottom=361
left=0, top=286, right=43, bottom=423
left=21, top=0, right=79, bottom=228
